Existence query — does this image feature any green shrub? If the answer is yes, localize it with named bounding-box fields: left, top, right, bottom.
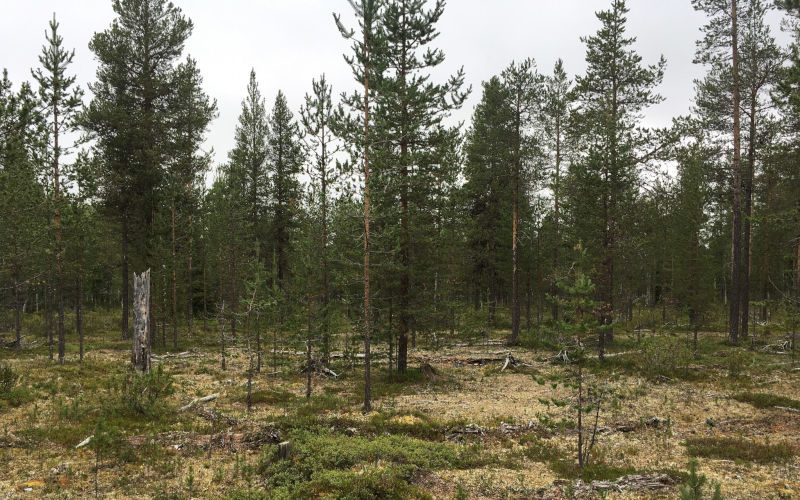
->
left=732, top=392, right=800, bottom=411
left=679, top=459, right=723, bottom=500
left=635, top=337, right=692, bottom=380
left=724, top=349, right=751, bottom=378
left=685, top=437, right=795, bottom=463
left=256, top=429, right=486, bottom=498
left=0, top=363, right=35, bottom=410
left=107, top=364, right=175, bottom=417
left=0, top=363, right=19, bottom=393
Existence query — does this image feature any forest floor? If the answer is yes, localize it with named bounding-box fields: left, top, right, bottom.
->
left=0, top=321, right=799, bottom=499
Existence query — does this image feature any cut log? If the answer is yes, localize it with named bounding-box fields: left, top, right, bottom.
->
left=132, top=269, right=151, bottom=372
left=179, top=393, right=219, bottom=412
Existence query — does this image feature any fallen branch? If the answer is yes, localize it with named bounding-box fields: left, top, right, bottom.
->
left=75, top=435, right=93, bottom=449
left=152, top=351, right=201, bottom=360
left=774, top=406, right=800, bottom=414
left=179, top=393, right=219, bottom=412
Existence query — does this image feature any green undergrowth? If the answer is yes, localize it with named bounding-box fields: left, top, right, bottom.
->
left=247, top=428, right=489, bottom=499
left=731, top=392, right=800, bottom=411
left=685, top=436, right=796, bottom=463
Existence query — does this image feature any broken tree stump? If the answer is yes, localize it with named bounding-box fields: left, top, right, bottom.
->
left=278, top=440, right=292, bottom=460
left=421, top=362, right=437, bottom=381
left=132, top=269, right=151, bottom=372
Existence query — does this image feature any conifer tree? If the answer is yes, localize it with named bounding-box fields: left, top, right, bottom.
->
left=267, top=90, right=304, bottom=294
left=693, top=0, right=743, bottom=343
left=375, top=0, right=468, bottom=372
left=540, top=59, right=573, bottom=323
left=0, top=71, right=46, bottom=349
left=229, top=69, right=270, bottom=256
left=335, top=0, right=386, bottom=411
left=84, top=0, right=196, bottom=340
left=33, top=13, right=83, bottom=364
left=500, top=59, right=540, bottom=345
left=301, top=74, right=341, bottom=361
left=463, top=77, right=513, bottom=325
left=571, top=0, right=665, bottom=357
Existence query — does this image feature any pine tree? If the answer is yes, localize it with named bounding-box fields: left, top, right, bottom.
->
left=0, top=71, right=46, bottom=350
left=672, top=133, right=715, bottom=357
left=335, top=0, right=387, bottom=411
left=229, top=69, right=270, bottom=256
left=32, top=13, right=83, bottom=364
left=267, top=90, right=304, bottom=294
left=694, top=0, right=782, bottom=342
left=373, top=0, right=468, bottom=372
left=301, top=74, right=341, bottom=361
left=693, top=0, right=743, bottom=343
left=84, top=0, right=196, bottom=341
left=463, top=77, right=514, bottom=326
left=501, top=59, right=540, bottom=345
left=540, top=59, right=573, bottom=323
left=165, top=57, right=216, bottom=349
left=571, top=0, right=666, bottom=358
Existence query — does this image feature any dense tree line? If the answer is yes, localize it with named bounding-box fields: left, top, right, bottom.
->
left=3, top=0, right=800, bottom=408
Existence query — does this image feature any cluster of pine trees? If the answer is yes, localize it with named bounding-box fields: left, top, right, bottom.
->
left=2, top=0, right=800, bottom=404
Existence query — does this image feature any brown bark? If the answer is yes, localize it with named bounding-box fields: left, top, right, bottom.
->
left=552, top=114, right=562, bottom=322
left=172, top=199, right=178, bottom=350
left=122, top=214, right=129, bottom=340
left=510, top=97, right=521, bottom=344
left=53, top=100, right=65, bottom=365
left=741, top=90, right=756, bottom=338
left=77, top=275, right=83, bottom=362
left=729, top=0, right=743, bottom=344
left=13, top=270, right=21, bottom=349
left=363, top=39, right=373, bottom=413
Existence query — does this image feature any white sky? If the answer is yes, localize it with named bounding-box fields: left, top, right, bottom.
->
left=0, top=0, right=792, bottom=172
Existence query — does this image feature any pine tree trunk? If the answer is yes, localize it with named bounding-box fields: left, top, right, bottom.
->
left=729, top=0, right=743, bottom=344
left=172, top=200, right=178, bottom=350
left=13, top=270, right=21, bottom=350
left=511, top=137, right=521, bottom=344
left=77, top=274, right=84, bottom=362
left=46, top=277, right=54, bottom=361
left=450, top=222, right=456, bottom=337
left=187, top=184, right=193, bottom=338
left=552, top=115, right=561, bottom=322
left=202, top=239, right=208, bottom=331
left=122, top=214, right=129, bottom=340
left=362, top=40, right=373, bottom=412
left=740, top=95, right=756, bottom=339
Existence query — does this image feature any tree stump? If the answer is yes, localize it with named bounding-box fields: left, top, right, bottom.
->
left=132, top=269, right=151, bottom=372
left=278, top=440, right=292, bottom=460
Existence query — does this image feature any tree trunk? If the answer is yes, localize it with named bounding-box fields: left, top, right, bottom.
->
left=53, top=102, right=66, bottom=365
left=510, top=104, right=521, bottom=344
left=729, top=0, right=743, bottom=344
left=363, top=40, right=373, bottom=412
left=552, top=114, right=561, bottom=322
left=122, top=214, right=129, bottom=340
left=132, top=269, right=151, bottom=372
left=740, top=94, right=756, bottom=339
left=13, top=270, right=22, bottom=350
left=172, top=200, right=178, bottom=350
left=187, top=188, right=193, bottom=338
left=77, top=274, right=84, bottom=362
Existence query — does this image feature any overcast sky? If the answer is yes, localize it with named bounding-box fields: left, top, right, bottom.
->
left=0, top=0, right=792, bottom=171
